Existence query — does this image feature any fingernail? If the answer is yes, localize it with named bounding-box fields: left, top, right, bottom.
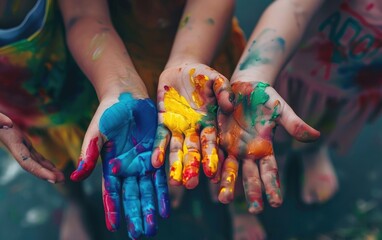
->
left=0, top=126, right=9, bottom=129
left=47, top=179, right=56, bottom=184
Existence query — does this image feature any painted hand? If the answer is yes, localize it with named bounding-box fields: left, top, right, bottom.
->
left=0, top=122, right=64, bottom=183
left=218, top=81, right=320, bottom=213
left=152, top=63, right=234, bottom=189
left=70, top=93, right=170, bottom=239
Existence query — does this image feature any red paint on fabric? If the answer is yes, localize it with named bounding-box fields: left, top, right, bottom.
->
left=0, top=57, right=41, bottom=117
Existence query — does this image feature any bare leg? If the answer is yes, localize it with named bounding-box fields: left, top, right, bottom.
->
left=58, top=162, right=92, bottom=240
left=229, top=204, right=266, bottom=240
left=301, top=145, right=338, bottom=204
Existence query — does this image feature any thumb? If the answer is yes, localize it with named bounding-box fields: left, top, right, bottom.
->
left=277, top=102, right=320, bottom=142
left=212, top=75, right=235, bottom=113
left=70, top=130, right=103, bottom=181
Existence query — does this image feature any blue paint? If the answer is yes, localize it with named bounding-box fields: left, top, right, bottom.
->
left=98, top=93, right=169, bottom=238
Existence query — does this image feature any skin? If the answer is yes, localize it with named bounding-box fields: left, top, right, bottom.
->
left=0, top=113, right=13, bottom=129
left=59, top=0, right=171, bottom=238
left=216, top=0, right=325, bottom=214
left=0, top=123, right=64, bottom=183
left=70, top=94, right=170, bottom=239
left=151, top=0, right=235, bottom=194
left=218, top=81, right=320, bottom=213
left=152, top=64, right=234, bottom=189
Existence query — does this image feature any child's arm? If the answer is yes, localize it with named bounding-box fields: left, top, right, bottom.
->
left=59, top=0, right=169, bottom=238
left=232, top=0, right=325, bottom=84
left=218, top=0, right=326, bottom=212
left=165, top=0, right=234, bottom=68
left=152, top=0, right=236, bottom=188
left=59, top=0, right=147, bottom=100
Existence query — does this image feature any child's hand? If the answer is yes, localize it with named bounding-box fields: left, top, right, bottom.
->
left=0, top=123, right=65, bottom=183
left=152, top=63, right=234, bottom=189
left=70, top=93, right=169, bottom=239
left=217, top=81, right=320, bottom=213
left=0, top=112, right=13, bottom=129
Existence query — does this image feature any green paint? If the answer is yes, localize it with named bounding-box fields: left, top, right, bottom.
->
left=270, top=103, right=280, bottom=121
left=206, top=18, right=215, bottom=25
left=179, top=15, right=190, bottom=29
left=239, top=29, right=285, bottom=70
left=250, top=82, right=270, bottom=106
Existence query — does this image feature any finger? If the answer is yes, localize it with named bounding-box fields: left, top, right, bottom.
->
left=70, top=136, right=101, bottom=181
left=259, top=155, right=282, bottom=208
left=32, top=152, right=65, bottom=183
left=168, top=131, right=184, bottom=186
left=3, top=134, right=59, bottom=183
left=102, top=174, right=121, bottom=232
left=123, top=177, right=143, bottom=239
left=277, top=101, right=320, bottom=142
left=210, top=148, right=224, bottom=184
left=201, top=126, right=219, bottom=178
left=139, top=175, right=157, bottom=237
left=151, top=124, right=170, bottom=168
left=154, top=165, right=170, bottom=218
left=182, top=129, right=201, bottom=189
left=0, top=113, right=13, bottom=129
left=212, top=75, right=235, bottom=113
left=218, top=155, right=239, bottom=204
left=242, top=159, right=264, bottom=214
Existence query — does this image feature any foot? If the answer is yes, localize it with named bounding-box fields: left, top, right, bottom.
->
left=301, top=146, right=338, bottom=204
left=232, top=213, right=266, bottom=240
left=59, top=201, right=91, bottom=240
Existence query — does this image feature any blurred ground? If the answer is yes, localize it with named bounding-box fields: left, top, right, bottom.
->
left=1, top=0, right=381, bottom=239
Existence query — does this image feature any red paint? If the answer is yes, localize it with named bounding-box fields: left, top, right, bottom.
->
left=110, top=158, right=121, bottom=175
left=70, top=137, right=99, bottom=181
left=341, top=2, right=382, bottom=39
left=0, top=57, right=42, bottom=125
left=103, top=192, right=119, bottom=231
left=366, top=3, right=375, bottom=11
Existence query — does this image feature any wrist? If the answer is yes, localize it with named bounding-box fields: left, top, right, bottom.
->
left=95, top=75, right=149, bottom=102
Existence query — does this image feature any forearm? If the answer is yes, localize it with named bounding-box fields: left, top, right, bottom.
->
left=60, top=0, right=148, bottom=100
left=231, top=0, right=325, bottom=85
left=165, top=0, right=235, bottom=68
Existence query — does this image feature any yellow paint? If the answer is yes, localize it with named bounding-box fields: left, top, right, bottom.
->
left=89, top=32, right=108, bottom=61
left=208, top=148, right=218, bottom=173
left=170, top=150, right=183, bottom=182
left=189, top=68, right=209, bottom=108
left=163, top=87, right=203, bottom=134
left=219, top=187, right=227, bottom=194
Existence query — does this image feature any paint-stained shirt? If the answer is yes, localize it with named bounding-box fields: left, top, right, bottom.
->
left=0, top=0, right=96, bottom=130
left=284, top=0, right=382, bottom=93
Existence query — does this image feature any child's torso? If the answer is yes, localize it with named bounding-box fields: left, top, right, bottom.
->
left=285, top=0, right=382, bottom=92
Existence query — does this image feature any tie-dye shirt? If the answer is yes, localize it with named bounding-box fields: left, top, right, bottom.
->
left=0, top=0, right=96, bottom=131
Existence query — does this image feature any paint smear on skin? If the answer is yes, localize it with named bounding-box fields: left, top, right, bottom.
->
left=247, top=139, right=273, bottom=159
left=73, top=137, right=99, bottom=177
left=170, top=157, right=183, bottom=182
left=240, top=29, right=285, bottom=70
left=181, top=129, right=200, bottom=185
left=200, top=127, right=218, bottom=177
left=219, top=160, right=238, bottom=197
left=89, top=32, right=108, bottom=61
left=189, top=69, right=210, bottom=108
left=179, top=15, right=190, bottom=29
left=163, top=86, right=203, bottom=133
left=206, top=18, right=215, bottom=25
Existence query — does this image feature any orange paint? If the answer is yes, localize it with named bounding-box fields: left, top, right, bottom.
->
left=247, top=139, right=273, bottom=159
